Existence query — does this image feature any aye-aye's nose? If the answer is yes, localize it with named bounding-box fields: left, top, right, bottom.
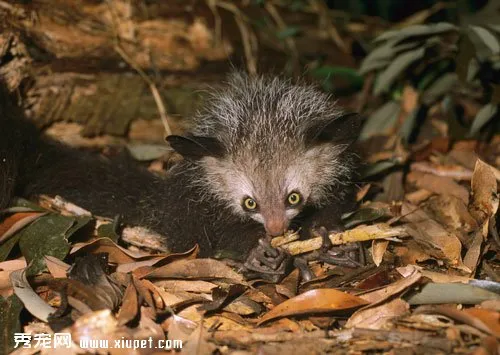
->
left=264, top=218, right=287, bottom=237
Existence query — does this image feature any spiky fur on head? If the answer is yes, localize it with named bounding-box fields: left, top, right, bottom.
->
left=177, top=73, right=359, bottom=235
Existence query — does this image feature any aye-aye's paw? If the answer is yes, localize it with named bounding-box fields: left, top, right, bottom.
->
left=242, top=236, right=292, bottom=282
left=307, top=226, right=366, bottom=268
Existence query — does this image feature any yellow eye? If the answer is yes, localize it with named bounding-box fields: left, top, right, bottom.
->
left=243, top=197, right=257, bottom=210
left=287, top=192, right=301, bottom=205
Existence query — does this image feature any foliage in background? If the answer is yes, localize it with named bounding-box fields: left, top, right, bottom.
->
left=359, top=22, right=500, bottom=144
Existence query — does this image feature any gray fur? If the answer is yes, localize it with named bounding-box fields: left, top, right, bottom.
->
left=187, top=73, right=357, bottom=235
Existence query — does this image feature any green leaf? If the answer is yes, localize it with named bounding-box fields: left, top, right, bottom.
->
left=487, top=25, right=500, bottom=35
left=7, top=198, right=46, bottom=212
left=467, top=27, right=496, bottom=59
left=343, top=207, right=388, bottom=228
left=398, top=106, right=420, bottom=144
left=18, top=214, right=75, bottom=276
left=374, top=23, right=458, bottom=44
left=491, top=84, right=500, bottom=105
left=276, top=27, right=300, bottom=39
left=455, top=33, right=477, bottom=83
left=66, top=216, right=93, bottom=239
left=97, top=216, right=120, bottom=242
left=359, top=41, right=420, bottom=75
left=469, top=103, right=498, bottom=136
left=362, top=159, right=400, bottom=178
left=373, top=48, right=426, bottom=95
left=466, top=58, right=480, bottom=82
left=469, top=26, right=500, bottom=54
left=405, top=283, right=500, bottom=305
left=0, top=295, right=23, bottom=354
left=0, top=235, right=21, bottom=263
left=421, top=73, right=458, bottom=105
left=360, top=101, right=400, bottom=140
left=310, top=66, right=364, bottom=90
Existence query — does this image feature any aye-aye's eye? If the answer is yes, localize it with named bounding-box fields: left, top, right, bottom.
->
left=243, top=197, right=257, bottom=210
left=287, top=192, right=301, bottom=206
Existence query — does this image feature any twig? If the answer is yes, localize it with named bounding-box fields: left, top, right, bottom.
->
left=205, top=0, right=222, bottom=48
left=105, top=1, right=172, bottom=137
left=309, top=0, right=348, bottom=54
left=263, top=2, right=300, bottom=74
left=274, top=223, right=409, bottom=256
left=215, top=1, right=258, bottom=75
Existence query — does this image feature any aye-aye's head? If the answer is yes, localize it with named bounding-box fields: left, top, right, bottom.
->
left=168, top=73, right=360, bottom=236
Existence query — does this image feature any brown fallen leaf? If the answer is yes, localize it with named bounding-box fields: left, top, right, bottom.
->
left=181, top=320, right=217, bottom=355
left=463, top=308, right=500, bottom=338
left=0, top=271, right=13, bottom=297
left=71, top=238, right=153, bottom=264
left=164, top=314, right=198, bottom=342
left=133, top=277, right=157, bottom=315
left=44, top=255, right=70, bottom=278
left=154, top=280, right=218, bottom=293
left=393, top=240, right=432, bottom=264
left=345, top=298, right=409, bottom=329
left=203, top=313, right=248, bottom=331
left=144, top=258, right=246, bottom=284
left=276, top=268, right=299, bottom=299
left=132, top=245, right=199, bottom=278
left=415, top=305, right=500, bottom=338
left=463, top=229, right=484, bottom=275
left=223, top=295, right=263, bottom=316
left=117, top=280, right=139, bottom=326
left=0, top=211, right=46, bottom=243
left=257, top=289, right=368, bottom=326
left=358, top=265, right=422, bottom=305
left=405, top=189, right=433, bottom=204
left=153, top=286, right=206, bottom=309
left=371, top=239, right=389, bottom=267
left=10, top=269, right=56, bottom=322
left=200, top=284, right=247, bottom=312
left=0, top=258, right=27, bottom=271
left=469, top=159, right=499, bottom=228
left=402, top=202, right=465, bottom=268
left=420, top=270, right=471, bottom=284
left=423, top=195, right=478, bottom=235
left=0, top=259, right=26, bottom=297
left=139, top=279, right=164, bottom=310
left=407, top=171, right=469, bottom=204
left=410, top=161, right=473, bottom=181
left=116, top=256, right=169, bottom=274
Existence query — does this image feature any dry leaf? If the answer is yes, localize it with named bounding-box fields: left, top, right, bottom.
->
left=371, top=239, right=389, bottom=266
left=358, top=264, right=422, bottom=304
left=407, top=171, right=469, bottom=204
left=346, top=298, right=409, bottom=329
left=44, top=256, right=70, bottom=278
left=117, top=280, right=139, bottom=326
left=402, top=202, right=465, bottom=267
left=257, top=289, right=368, bottom=325
left=154, top=280, right=217, bottom=293
left=144, top=258, right=245, bottom=284
left=469, top=159, right=499, bottom=228
left=0, top=212, right=46, bottom=243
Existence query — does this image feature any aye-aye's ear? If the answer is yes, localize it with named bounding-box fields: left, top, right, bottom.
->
left=306, top=112, right=361, bottom=146
left=166, top=135, right=224, bottom=159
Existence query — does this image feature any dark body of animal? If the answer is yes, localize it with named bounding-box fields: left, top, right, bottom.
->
left=0, top=73, right=360, bottom=258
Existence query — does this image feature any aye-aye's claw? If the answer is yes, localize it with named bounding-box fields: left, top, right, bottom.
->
left=243, top=236, right=292, bottom=281
left=313, top=226, right=366, bottom=268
